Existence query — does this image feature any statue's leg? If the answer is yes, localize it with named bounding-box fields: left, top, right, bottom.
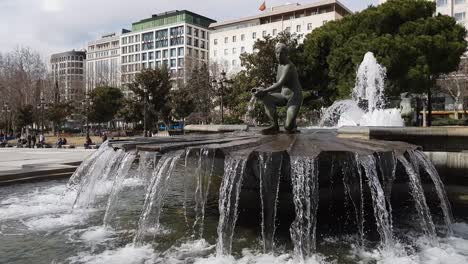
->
left=260, top=93, right=287, bottom=134
left=284, top=98, right=302, bottom=132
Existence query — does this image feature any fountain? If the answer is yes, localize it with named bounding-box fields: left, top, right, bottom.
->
left=1, top=50, right=467, bottom=264
left=320, top=52, right=404, bottom=127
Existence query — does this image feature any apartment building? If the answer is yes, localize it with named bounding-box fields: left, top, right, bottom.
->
left=120, top=10, right=216, bottom=86
left=50, top=50, right=86, bottom=102
left=209, top=0, right=351, bottom=74
left=86, top=30, right=130, bottom=93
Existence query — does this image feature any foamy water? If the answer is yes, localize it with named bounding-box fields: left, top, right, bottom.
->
left=1, top=180, right=468, bottom=264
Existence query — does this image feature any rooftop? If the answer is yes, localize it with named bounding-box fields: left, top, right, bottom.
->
left=130, top=10, right=216, bottom=32
left=209, top=0, right=352, bottom=29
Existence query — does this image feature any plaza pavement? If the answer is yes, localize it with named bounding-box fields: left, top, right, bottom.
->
left=0, top=148, right=95, bottom=184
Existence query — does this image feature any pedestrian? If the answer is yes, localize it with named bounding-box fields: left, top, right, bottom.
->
left=84, top=135, right=93, bottom=149
left=27, top=134, right=32, bottom=148
left=39, top=133, right=45, bottom=147
left=32, top=134, right=37, bottom=148
left=102, top=133, right=108, bottom=142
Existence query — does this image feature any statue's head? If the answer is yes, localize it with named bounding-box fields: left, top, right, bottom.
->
left=275, top=43, right=288, bottom=64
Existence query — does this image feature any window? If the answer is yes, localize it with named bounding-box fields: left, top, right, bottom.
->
left=436, top=0, right=447, bottom=7
left=252, top=32, right=257, bottom=39
left=194, top=39, right=199, bottom=47
left=232, top=48, right=236, bottom=54
left=272, top=29, right=277, bottom=36
left=156, top=61, right=161, bottom=68
left=201, top=30, right=206, bottom=39
left=455, top=12, right=466, bottom=22
left=142, top=32, right=153, bottom=42
left=149, top=61, right=154, bottom=69
left=307, top=23, right=313, bottom=30
left=296, top=25, right=301, bottom=32
left=142, top=53, right=147, bottom=61
left=241, top=34, right=245, bottom=41
left=170, top=59, right=176, bottom=68
left=232, top=36, right=236, bottom=42
left=201, top=51, right=205, bottom=60
left=187, top=37, right=192, bottom=46
left=170, top=48, right=176, bottom=57
left=178, top=58, right=184, bottom=67
left=178, top=48, right=184, bottom=56
left=194, top=28, right=199, bottom=37
left=149, top=52, right=154, bottom=60
left=214, top=39, right=218, bottom=45
left=163, top=50, right=168, bottom=58
left=156, top=51, right=161, bottom=59
left=187, top=26, right=192, bottom=35
left=201, top=40, right=205, bottom=49
left=241, top=46, right=245, bottom=53
left=262, top=30, right=267, bottom=37
left=214, top=50, right=217, bottom=57
left=187, top=48, right=192, bottom=55
left=224, top=37, right=228, bottom=44
left=224, top=49, right=228, bottom=55
left=195, top=49, right=199, bottom=58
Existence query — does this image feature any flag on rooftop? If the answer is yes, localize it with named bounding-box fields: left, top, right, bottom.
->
left=259, top=1, right=266, bottom=11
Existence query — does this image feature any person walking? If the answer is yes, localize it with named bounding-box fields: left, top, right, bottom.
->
left=27, top=134, right=32, bottom=148
left=32, top=134, right=37, bottom=148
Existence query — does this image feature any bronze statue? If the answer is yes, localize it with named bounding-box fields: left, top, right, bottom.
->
left=252, top=43, right=303, bottom=134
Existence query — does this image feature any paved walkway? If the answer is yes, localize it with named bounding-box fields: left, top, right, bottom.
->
left=0, top=148, right=95, bottom=184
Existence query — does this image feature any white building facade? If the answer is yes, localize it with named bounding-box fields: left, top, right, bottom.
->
left=209, top=0, right=351, bottom=74
left=119, top=10, right=216, bottom=87
left=86, top=31, right=129, bottom=93
left=435, top=0, right=468, bottom=26
left=50, top=50, right=86, bottom=102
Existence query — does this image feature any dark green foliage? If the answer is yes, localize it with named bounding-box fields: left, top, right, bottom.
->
left=303, top=0, right=467, bottom=104
left=15, top=104, right=34, bottom=129
left=47, top=101, right=74, bottom=128
left=128, top=67, right=172, bottom=128
left=88, top=86, right=124, bottom=124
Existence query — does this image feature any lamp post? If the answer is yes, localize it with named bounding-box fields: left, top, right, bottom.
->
left=82, top=91, right=92, bottom=137
left=1, top=102, right=11, bottom=138
left=142, top=86, right=153, bottom=137
left=36, top=92, right=48, bottom=134
left=212, top=70, right=230, bottom=124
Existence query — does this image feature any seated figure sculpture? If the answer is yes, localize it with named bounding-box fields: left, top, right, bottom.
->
left=252, top=43, right=303, bottom=134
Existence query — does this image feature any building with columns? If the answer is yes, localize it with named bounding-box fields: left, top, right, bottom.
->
left=208, top=0, right=352, bottom=74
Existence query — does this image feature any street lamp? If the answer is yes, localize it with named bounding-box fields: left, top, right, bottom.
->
left=142, top=86, right=153, bottom=137
left=36, top=92, right=48, bottom=134
left=82, top=91, right=92, bottom=136
left=212, top=70, right=231, bottom=124
left=1, top=102, right=11, bottom=138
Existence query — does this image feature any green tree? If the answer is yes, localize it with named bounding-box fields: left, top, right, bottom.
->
left=303, top=0, right=467, bottom=125
left=185, top=64, right=213, bottom=123
left=15, top=104, right=34, bottom=130
left=170, top=85, right=195, bottom=121
left=129, top=67, right=172, bottom=130
left=88, top=86, right=123, bottom=126
left=47, top=101, right=74, bottom=131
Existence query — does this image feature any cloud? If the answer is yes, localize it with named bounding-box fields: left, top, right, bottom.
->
left=0, top=0, right=378, bottom=60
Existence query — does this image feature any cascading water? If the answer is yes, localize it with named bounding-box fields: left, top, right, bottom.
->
left=356, top=154, right=394, bottom=248
left=289, top=156, right=319, bottom=260
left=102, top=152, right=136, bottom=227
left=320, top=52, right=404, bottom=127
left=411, top=150, right=454, bottom=235
left=216, top=155, right=247, bottom=256
left=397, top=155, right=437, bottom=242
left=72, top=148, right=126, bottom=209
left=191, top=148, right=216, bottom=239
left=133, top=151, right=183, bottom=245
left=258, top=152, right=282, bottom=253
left=244, top=95, right=257, bottom=126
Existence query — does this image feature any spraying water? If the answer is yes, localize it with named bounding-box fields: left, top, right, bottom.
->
left=320, top=52, right=404, bottom=127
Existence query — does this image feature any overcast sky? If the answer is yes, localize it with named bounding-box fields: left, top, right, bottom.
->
left=0, top=0, right=379, bottom=59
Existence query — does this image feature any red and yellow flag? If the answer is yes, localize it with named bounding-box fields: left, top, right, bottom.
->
left=259, top=1, right=266, bottom=11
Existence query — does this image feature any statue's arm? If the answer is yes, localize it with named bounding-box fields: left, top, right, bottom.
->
left=264, top=65, right=290, bottom=93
